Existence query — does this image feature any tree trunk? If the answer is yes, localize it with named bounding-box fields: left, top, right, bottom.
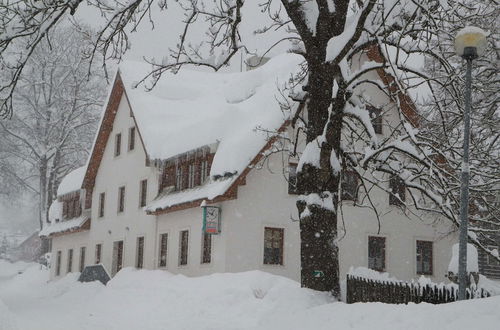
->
left=297, top=55, right=344, bottom=297
left=39, top=156, right=48, bottom=230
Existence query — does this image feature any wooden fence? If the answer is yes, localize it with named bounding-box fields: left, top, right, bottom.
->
left=346, top=274, right=490, bottom=304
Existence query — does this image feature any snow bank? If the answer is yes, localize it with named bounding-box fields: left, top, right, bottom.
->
left=1, top=265, right=499, bottom=330
left=448, top=243, right=479, bottom=273
left=0, top=299, right=18, bottom=330
left=57, top=166, right=86, bottom=196
left=0, top=260, right=32, bottom=278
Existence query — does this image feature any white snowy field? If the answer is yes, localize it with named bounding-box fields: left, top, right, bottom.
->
left=0, top=261, right=499, bottom=330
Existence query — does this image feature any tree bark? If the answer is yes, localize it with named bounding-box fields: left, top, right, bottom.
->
left=297, top=53, right=344, bottom=296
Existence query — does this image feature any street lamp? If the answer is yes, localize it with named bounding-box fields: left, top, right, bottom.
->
left=454, top=26, right=488, bottom=300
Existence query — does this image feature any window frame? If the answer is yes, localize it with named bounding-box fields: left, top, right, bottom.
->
left=98, top=192, right=105, bottom=218
left=200, top=160, right=208, bottom=184
left=95, top=243, right=102, bottom=264
left=288, top=163, right=299, bottom=195
left=128, top=126, right=136, bottom=151
left=178, top=230, right=189, bottom=266
left=416, top=240, right=433, bottom=275
left=367, top=106, right=383, bottom=135
left=118, top=186, right=125, bottom=213
left=114, top=133, right=122, bottom=157
left=139, top=179, right=147, bottom=208
left=389, top=176, right=406, bottom=206
left=201, top=232, right=212, bottom=264
left=263, top=227, right=284, bottom=266
left=158, top=233, right=169, bottom=268
left=67, top=248, right=73, bottom=273
left=188, top=163, right=195, bottom=188
left=175, top=167, right=183, bottom=191
left=341, top=170, right=358, bottom=201
left=79, top=246, right=86, bottom=273
left=368, top=236, right=386, bottom=272
left=112, top=240, right=124, bottom=276
left=136, top=236, right=145, bottom=269
left=56, top=250, right=62, bottom=276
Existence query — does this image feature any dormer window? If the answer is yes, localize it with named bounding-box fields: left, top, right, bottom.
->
left=160, top=150, right=214, bottom=193
left=188, top=164, right=195, bottom=188
left=200, top=160, right=209, bottom=184
left=175, top=167, right=183, bottom=191
left=62, top=194, right=81, bottom=220
left=115, top=133, right=122, bottom=157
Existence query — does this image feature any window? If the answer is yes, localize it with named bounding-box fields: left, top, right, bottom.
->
left=136, top=236, right=144, bottom=269
left=128, top=127, right=136, bottom=151
left=139, top=179, right=147, bottom=207
left=115, top=133, right=122, bottom=156
left=341, top=170, right=357, bottom=201
left=389, top=176, right=405, bottom=206
left=98, top=192, right=105, bottom=218
left=179, top=230, right=189, bottom=266
left=158, top=233, right=168, bottom=267
left=95, top=244, right=102, bottom=264
left=175, top=167, right=183, bottom=191
left=56, top=251, right=62, bottom=276
left=201, top=233, right=212, bottom=264
left=118, top=186, right=125, bottom=213
left=367, top=106, right=383, bottom=134
left=188, top=164, right=195, bottom=188
left=63, top=196, right=81, bottom=219
left=487, top=245, right=500, bottom=266
left=67, top=249, right=73, bottom=273
left=200, top=160, right=209, bottom=184
left=368, top=236, right=386, bottom=271
left=416, top=240, right=433, bottom=275
left=288, top=163, right=298, bottom=195
left=79, top=247, right=86, bottom=272
left=264, top=227, right=284, bottom=265
left=112, top=240, right=124, bottom=276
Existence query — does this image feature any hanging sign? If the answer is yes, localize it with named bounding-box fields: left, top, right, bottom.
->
left=202, top=206, right=221, bottom=234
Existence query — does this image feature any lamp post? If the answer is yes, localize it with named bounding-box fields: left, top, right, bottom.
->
left=454, top=26, right=488, bottom=300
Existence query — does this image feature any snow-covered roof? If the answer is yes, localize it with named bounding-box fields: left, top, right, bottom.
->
left=146, top=178, right=235, bottom=213
left=57, top=166, right=86, bottom=196
left=119, top=53, right=303, bottom=177
left=39, top=216, right=89, bottom=238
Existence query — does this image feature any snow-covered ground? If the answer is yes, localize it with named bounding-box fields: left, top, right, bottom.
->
left=0, top=261, right=499, bottom=330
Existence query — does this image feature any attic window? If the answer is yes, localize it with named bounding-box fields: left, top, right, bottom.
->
left=115, top=133, right=122, bottom=157
left=389, top=176, right=405, bottom=206
left=128, top=127, right=136, bottom=151
left=175, top=167, right=183, bottom=191
left=341, top=170, right=357, bottom=201
left=367, top=106, right=383, bottom=134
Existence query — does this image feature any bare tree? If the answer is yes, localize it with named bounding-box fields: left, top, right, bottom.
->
left=0, top=24, right=105, bottom=230
left=1, top=0, right=498, bottom=296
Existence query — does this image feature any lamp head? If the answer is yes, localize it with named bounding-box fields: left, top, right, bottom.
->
left=454, top=26, right=488, bottom=60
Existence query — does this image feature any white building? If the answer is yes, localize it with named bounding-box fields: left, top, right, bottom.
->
left=40, top=53, right=457, bottom=285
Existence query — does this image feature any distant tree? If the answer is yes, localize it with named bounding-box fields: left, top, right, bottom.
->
left=0, top=24, right=105, bottom=229
left=421, top=0, right=500, bottom=251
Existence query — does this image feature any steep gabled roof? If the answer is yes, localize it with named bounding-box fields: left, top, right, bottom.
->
left=81, top=54, right=304, bottom=209
left=118, top=54, right=304, bottom=176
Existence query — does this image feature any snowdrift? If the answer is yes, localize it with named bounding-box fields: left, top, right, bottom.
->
left=0, top=262, right=499, bottom=330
